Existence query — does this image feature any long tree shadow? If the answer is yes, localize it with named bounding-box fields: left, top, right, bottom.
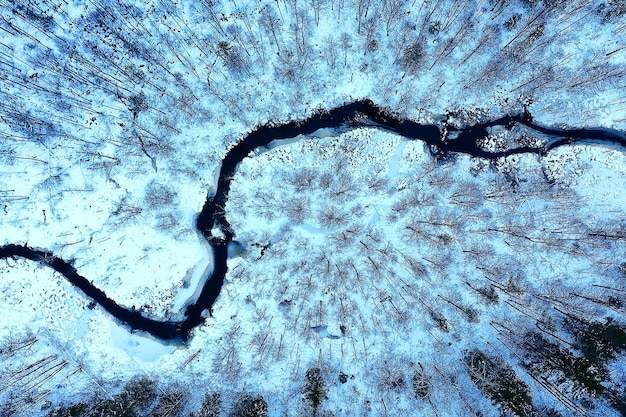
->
left=1, top=99, right=625, bottom=342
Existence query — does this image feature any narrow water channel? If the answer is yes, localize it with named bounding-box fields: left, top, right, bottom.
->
left=1, top=99, right=625, bottom=342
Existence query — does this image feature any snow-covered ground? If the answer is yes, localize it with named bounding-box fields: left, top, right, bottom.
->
left=1, top=0, right=626, bottom=416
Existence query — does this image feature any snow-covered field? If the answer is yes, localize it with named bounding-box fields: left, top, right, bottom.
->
left=1, top=0, right=626, bottom=416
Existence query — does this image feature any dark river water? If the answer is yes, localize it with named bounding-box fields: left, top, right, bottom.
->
left=1, top=100, right=625, bottom=342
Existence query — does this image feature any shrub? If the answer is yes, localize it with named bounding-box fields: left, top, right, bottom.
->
left=521, top=0, right=541, bottom=7
left=464, top=306, right=481, bottom=323
left=429, top=311, right=449, bottom=333
left=527, top=24, right=545, bottom=42
left=338, top=372, right=349, bottom=384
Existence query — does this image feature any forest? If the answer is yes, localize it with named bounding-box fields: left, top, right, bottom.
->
left=1, top=0, right=626, bottom=416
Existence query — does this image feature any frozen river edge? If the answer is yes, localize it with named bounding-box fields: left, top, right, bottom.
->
left=2, top=99, right=625, bottom=343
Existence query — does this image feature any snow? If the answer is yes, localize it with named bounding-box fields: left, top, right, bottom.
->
left=1, top=0, right=626, bottom=416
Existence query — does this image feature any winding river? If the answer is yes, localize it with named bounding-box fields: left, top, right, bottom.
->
left=1, top=99, right=625, bottom=342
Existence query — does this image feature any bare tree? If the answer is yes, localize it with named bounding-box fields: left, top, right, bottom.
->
left=362, top=16, right=379, bottom=55
left=259, top=5, right=282, bottom=53
left=323, top=35, right=338, bottom=69
left=381, top=0, right=405, bottom=35
left=339, top=32, right=352, bottom=67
